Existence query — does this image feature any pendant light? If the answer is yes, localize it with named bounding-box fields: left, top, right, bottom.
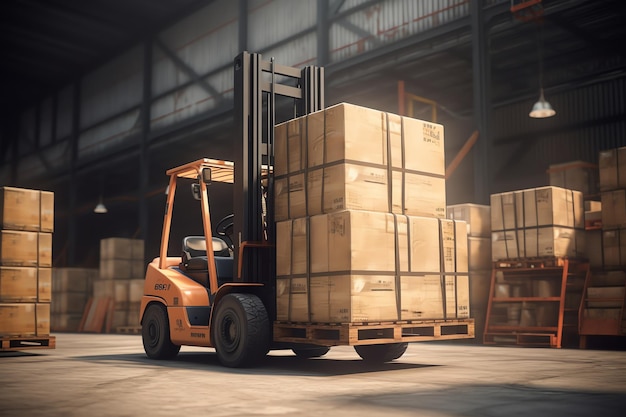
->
left=529, top=21, right=555, bottom=118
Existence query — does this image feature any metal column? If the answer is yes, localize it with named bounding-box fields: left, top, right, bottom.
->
left=471, top=0, right=492, bottom=204
left=139, top=39, right=152, bottom=254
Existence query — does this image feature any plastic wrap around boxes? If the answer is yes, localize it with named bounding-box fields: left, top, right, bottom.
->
left=490, top=186, right=585, bottom=261
left=274, top=103, right=469, bottom=324
left=0, top=187, right=53, bottom=337
left=274, top=103, right=446, bottom=220
left=95, top=238, right=145, bottom=330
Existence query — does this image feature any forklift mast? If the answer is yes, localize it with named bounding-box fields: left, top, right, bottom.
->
left=232, top=52, right=324, bottom=283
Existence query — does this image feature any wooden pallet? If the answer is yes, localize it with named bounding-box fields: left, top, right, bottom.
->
left=494, top=257, right=586, bottom=269
left=116, top=326, right=142, bottom=334
left=1, top=335, right=56, bottom=351
left=483, top=332, right=557, bottom=347
left=273, top=319, right=474, bottom=346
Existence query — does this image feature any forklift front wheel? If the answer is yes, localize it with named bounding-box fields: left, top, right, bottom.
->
left=142, top=303, right=181, bottom=360
left=354, top=343, right=408, bottom=363
left=212, top=293, right=270, bottom=368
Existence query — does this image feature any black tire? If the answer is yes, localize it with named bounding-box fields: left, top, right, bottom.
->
left=212, top=293, right=270, bottom=368
left=292, top=346, right=331, bottom=359
left=142, top=303, right=181, bottom=360
left=354, top=343, right=408, bottom=363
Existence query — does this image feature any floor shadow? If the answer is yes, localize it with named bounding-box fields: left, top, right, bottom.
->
left=0, top=351, right=42, bottom=358
left=70, top=350, right=436, bottom=376
left=336, top=384, right=626, bottom=417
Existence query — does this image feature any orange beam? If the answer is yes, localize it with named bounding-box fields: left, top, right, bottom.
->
left=445, top=130, right=479, bottom=180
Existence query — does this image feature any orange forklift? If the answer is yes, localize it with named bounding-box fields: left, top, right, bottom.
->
left=140, top=52, right=474, bottom=367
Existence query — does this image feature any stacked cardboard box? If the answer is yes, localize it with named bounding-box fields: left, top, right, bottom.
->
left=0, top=187, right=53, bottom=337
left=95, top=238, right=145, bottom=330
left=275, top=103, right=469, bottom=324
left=490, top=186, right=585, bottom=261
left=51, top=268, right=97, bottom=331
left=447, top=204, right=491, bottom=341
left=598, top=146, right=626, bottom=268
left=547, top=160, right=598, bottom=197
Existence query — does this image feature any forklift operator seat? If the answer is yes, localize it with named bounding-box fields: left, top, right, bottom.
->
left=180, top=236, right=233, bottom=287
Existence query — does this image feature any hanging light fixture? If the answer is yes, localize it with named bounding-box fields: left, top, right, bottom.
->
left=94, top=196, right=108, bottom=214
left=529, top=20, right=555, bottom=118
left=94, top=174, right=108, bottom=213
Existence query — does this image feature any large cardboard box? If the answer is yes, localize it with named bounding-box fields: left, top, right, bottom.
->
left=491, top=186, right=584, bottom=231
left=0, top=267, right=37, bottom=301
left=51, top=313, right=83, bottom=332
left=38, top=268, right=51, bottom=302
left=603, top=229, right=626, bottom=268
left=100, top=259, right=138, bottom=280
left=599, top=146, right=626, bottom=191
left=276, top=211, right=469, bottom=323
left=447, top=204, right=491, bottom=237
left=274, top=103, right=446, bottom=221
left=113, top=279, right=145, bottom=310
left=0, top=230, right=38, bottom=266
left=0, top=187, right=40, bottom=231
left=100, top=238, right=144, bottom=261
left=548, top=161, right=597, bottom=196
left=52, top=268, right=97, bottom=293
left=601, top=190, right=626, bottom=229
left=40, top=191, right=54, bottom=232
left=400, top=275, right=469, bottom=320
left=51, top=292, right=88, bottom=314
left=492, top=226, right=585, bottom=261
left=0, top=303, right=49, bottom=336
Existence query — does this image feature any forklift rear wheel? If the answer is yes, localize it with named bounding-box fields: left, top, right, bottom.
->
left=212, top=293, right=270, bottom=368
left=142, top=303, right=181, bottom=359
left=354, top=343, right=408, bottom=363
left=292, top=346, right=331, bottom=359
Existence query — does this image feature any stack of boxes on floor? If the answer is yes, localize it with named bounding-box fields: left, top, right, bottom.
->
left=0, top=187, right=53, bottom=338
left=51, top=268, right=98, bottom=331
left=94, top=238, right=145, bottom=331
left=274, top=103, right=470, bottom=324
left=598, top=146, right=626, bottom=268
left=447, top=204, right=491, bottom=341
left=489, top=186, right=585, bottom=328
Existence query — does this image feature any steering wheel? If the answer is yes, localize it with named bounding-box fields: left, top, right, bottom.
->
left=215, top=214, right=234, bottom=250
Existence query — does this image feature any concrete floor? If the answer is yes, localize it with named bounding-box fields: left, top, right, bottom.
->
left=1, top=334, right=625, bottom=417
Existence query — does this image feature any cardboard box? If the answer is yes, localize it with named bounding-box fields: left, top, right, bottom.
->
left=468, top=237, right=492, bottom=271
left=603, top=229, right=626, bottom=268
left=40, top=191, right=54, bottom=232
left=275, top=163, right=446, bottom=221
left=274, top=103, right=446, bottom=221
left=36, top=302, right=50, bottom=335
left=99, top=259, right=134, bottom=280
left=492, top=226, right=585, bottom=261
left=490, top=186, right=584, bottom=231
left=1, top=230, right=39, bottom=266
left=0, top=266, right=37, bottom=301
left=400, top=274, right=469, bottom=320
left=599, top=146, right=626, bottom=191
left=548, top=160, right=597, bottom=196
left=51, top=313, right=83, bottom=332
left=93, top=279, right=115, bottom=298
left=39, top=232, right=52, bottom=267
left=447, top=204, right=491, bottom=237
left=601, top=190, right=626, bottom=229
left=585, top=229, right=603, bottom=269
left=281, top=212, right=468, bottom=275
left=0, top=187, right=41, bottom=231
left=276, top=211, right=469, bottom=323
left=113, top=279, right=145, bottom=310
left=308, top=274, right=398, bottom=323
left=52, top=268, right=97, bottom=293
left=0, top=303, right=36, bottom=336
left=51, top=292, right=89, bottom=314
left=100, top=238, right=144, bottom=260
left=276, top=277, right=309, bottom=322
left=38, top=267, right=51, bottom=302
